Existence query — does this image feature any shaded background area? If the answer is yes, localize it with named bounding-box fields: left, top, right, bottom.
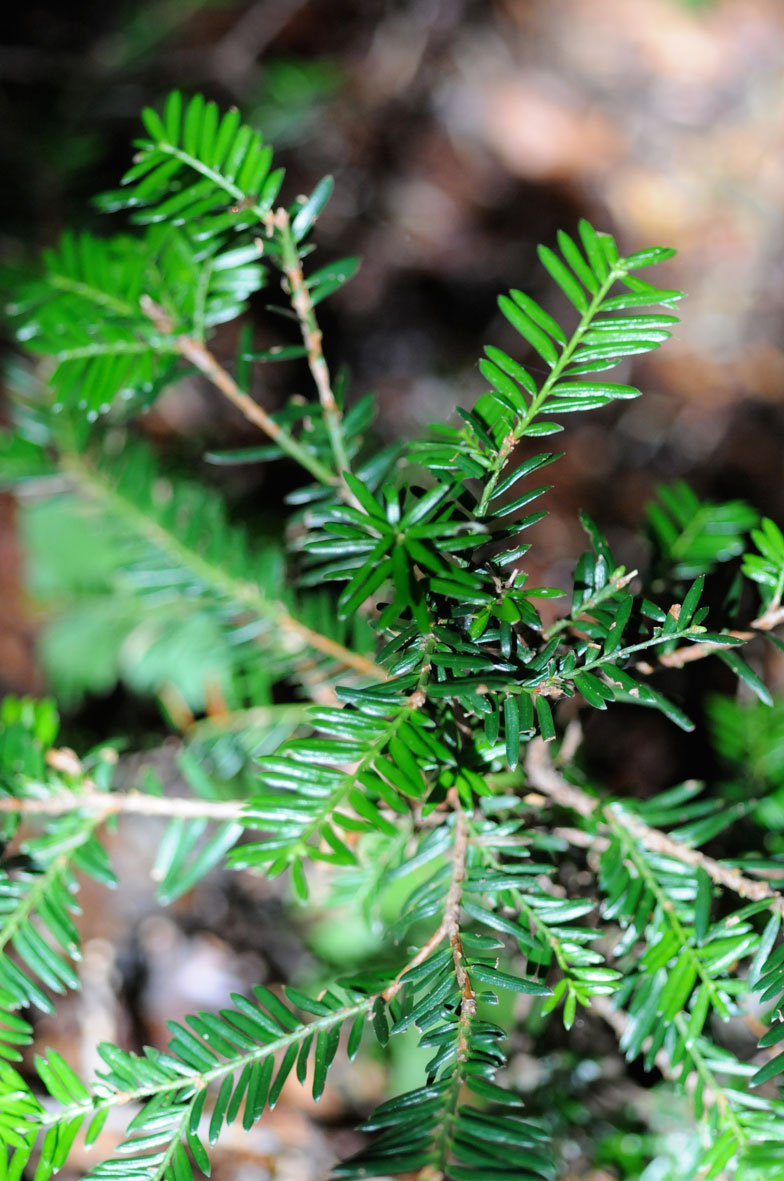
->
left=2, top=1, right=784, bottom=1178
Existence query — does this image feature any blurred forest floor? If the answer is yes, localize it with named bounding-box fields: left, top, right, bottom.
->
left=2, top=1, right=784, bottom=1177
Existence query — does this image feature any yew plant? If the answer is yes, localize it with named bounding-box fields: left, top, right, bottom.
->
left=3, top=92, right=784, bottom=1180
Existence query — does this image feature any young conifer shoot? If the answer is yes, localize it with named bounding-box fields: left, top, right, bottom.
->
left=3, top=91, right=784, bottom=1180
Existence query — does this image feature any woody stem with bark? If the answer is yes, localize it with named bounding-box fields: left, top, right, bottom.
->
left=382, top=805, right=473, bottom=1007
left=140, top=297, right=336, bottom=489
left=0, top=789, right=252, bottom=821
left=524, top=737, right=784, bottom=916
left=273, top=210, right=356, bottom=492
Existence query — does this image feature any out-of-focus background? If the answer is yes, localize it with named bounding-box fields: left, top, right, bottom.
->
left=2, top=2, right=784, bottom=1177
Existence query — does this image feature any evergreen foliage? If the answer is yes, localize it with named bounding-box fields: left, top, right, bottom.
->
left=1, top=91, right=784, bottom=1179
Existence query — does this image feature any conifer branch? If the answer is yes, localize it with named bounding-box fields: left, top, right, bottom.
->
left=0, top=853, right=74, bottom=954
left=752, top=604, right=784, bottom=631
left=638, top=629, right=752, bottom=670
left=276, top=606, right=384, bottom=680
left=544, top=568, right=638, bottom=642
left=476, top=262, right=623, bottom=515
left=589, top=995, right=750, bottom=1140
left=525, top=738, right=784, bottom=915
left=140, top=296, right=337, bottom=488
left=267, top=209, right=354, bottom=484
left=445, top=805, right=476, bottom=1028
left=33, top=995, right=375, bottom=1133
left=0, top=788, right=252, bottom=821
left=7, top=101, right=783, bottom=1175
left=383, top=806, right=471, bottom=1005
left=185, top=703, right=308, bottom=738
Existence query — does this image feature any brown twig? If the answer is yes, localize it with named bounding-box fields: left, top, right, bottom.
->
left=276, top=607, right=385, bottom=681
left=406, top=631, right=437, bottom=710
left=275, top=222, right=337, bottom=418
left=551, top=824, right=607, bottom=851
left=444, top=805, right=476, bottom=1029
left=640, top=630, right=752, bottom=671
left=383, top=806, right=473, bottom=1010
left=176, top=335, right=288, bottom=441
left=268, top=208, right=360, bottom=507
left=525, top=737, right=784, bottom=916
left=0, top=787, right=253, bottom=822
left=753, top=604, right=784, bottom=631
left=184, top=704, right=307, bottom=738
left=140, top=297, right=336, bottom=489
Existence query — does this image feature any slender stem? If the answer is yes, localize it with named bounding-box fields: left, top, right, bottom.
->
left=430, top=808, right=475, bottom=1181
left=526, top=744, right=760, bottom=1087
left=139, top=295, right=334, bottom=485
left=525, top=738, right=784, bottom=915
left=477, top=266, right=623, bottom=515
left=753, top=602, right=784, bottom=631
left=176, top=331, right=336, bottom=488
left=543, top=567, right=637, bottom=642
left=432, top=1030, right=471, bottom=1181
left=32, top=848, right=472, bottom=1136
left=274, top=210, right=353, bottom=482
left=652, top=630, right=751, bottom=669
left=590, top=995, right=749, bottom=1151
left=444, top=806, right=476, bottom=1026
left=610, top=803, right=784, bottom=910
left=139, top=147, right=354, bottom=487
left=472, top=626, right=725, bottom=705
left=670, top=1013, right=747, bottom=1149
left=0, top=789, right=254, bottom=821
left=35, top=996, right=373, bottom=1131
left=592, top=997, right=747, bottom=1156
left=154, top=1109, right=191, bottom=1181
left=608, top=810, right=729, bottom=1014
left=483, top=843, right=572, bottom=975
left=578, top=626, right=726, bottom=676
left=279, top=708, right=413, bottom=860
left=51, top=273, right=136, bottom=318
left=406, top=630, right=438, bottom=710
left=384, top=808, right=475, bottom=1181
left=21, top=812, right=474, bottom=1166
left=383, top=806, right=472, bottom=1006
left=276, top=606, right=384, bottom=678
left=186, top=704, right=309, bottom=738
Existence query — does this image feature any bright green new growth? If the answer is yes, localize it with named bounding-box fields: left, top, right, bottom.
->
left=2, top=91, right=784, bottom=1179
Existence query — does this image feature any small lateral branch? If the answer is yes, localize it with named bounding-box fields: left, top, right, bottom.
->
left=382, top=805, right=473, bottom=1010
left=443, top=805, right=476, bottom=1023
left=277, top=606, right=385, bottom=681
left=139, top=296, right=336, bottom=489
left=265, top=209, right=359, bottom=504
left=641, top=629, right=752, bottom=671
left=752, top=603, right=784, bottom=631
left=525, top=737, right=784, bottom=917
left=0, top=786, right=253, bottom=821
